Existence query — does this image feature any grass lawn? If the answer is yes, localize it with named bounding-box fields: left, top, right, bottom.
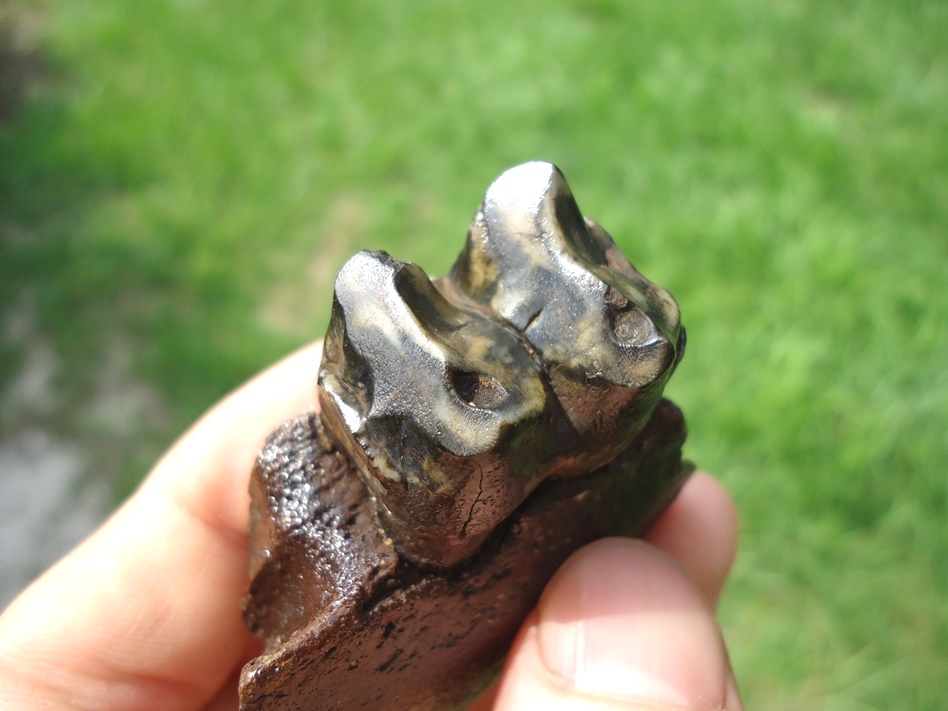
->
left=2, top=0, right=946, bottom=707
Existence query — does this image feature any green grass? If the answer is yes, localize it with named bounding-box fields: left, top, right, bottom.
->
left=2, top=0, right=946, bottom=708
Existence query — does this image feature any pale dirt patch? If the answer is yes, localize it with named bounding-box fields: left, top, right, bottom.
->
left=0, top=430, right=105, bottom=608
left=0, top=302, right=169, bottom=609
left=0, top=326, right=106, bottom=608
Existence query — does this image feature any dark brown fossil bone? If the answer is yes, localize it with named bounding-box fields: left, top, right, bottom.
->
left=239, top=162, right=690, bottom=711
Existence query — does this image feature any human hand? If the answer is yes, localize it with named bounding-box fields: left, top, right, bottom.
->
left=0, top=343, right=741, bottom=711
left=471, top=476, right=742, bottom=711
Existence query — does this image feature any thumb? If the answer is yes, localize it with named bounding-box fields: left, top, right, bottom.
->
left=490, top=538, right=743, bottom=710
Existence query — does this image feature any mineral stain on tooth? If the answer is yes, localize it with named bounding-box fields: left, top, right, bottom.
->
left=239, top=162, right=692, bottom=711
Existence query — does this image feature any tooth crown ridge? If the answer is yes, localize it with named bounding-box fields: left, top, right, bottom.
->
left=318, top=161, right=685, bottom=569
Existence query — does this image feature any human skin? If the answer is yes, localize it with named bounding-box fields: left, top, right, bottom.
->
left=0, top=342, right=742, bottom=711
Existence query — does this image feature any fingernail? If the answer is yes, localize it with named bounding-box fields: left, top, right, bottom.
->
left=537, top=539, right=729, bottom=709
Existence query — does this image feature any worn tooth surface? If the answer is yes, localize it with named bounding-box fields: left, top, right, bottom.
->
left=447, top=161, right=685, bottom=474
left=318, top=250, right=552, bottom=569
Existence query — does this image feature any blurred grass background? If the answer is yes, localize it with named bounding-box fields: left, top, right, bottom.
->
left=1, top=0, right=945, bottom=707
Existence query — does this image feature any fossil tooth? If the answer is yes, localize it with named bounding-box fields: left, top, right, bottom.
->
left=319, top=250, right=552, bottom=569
left=447, top=161, right=685, bottom=474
